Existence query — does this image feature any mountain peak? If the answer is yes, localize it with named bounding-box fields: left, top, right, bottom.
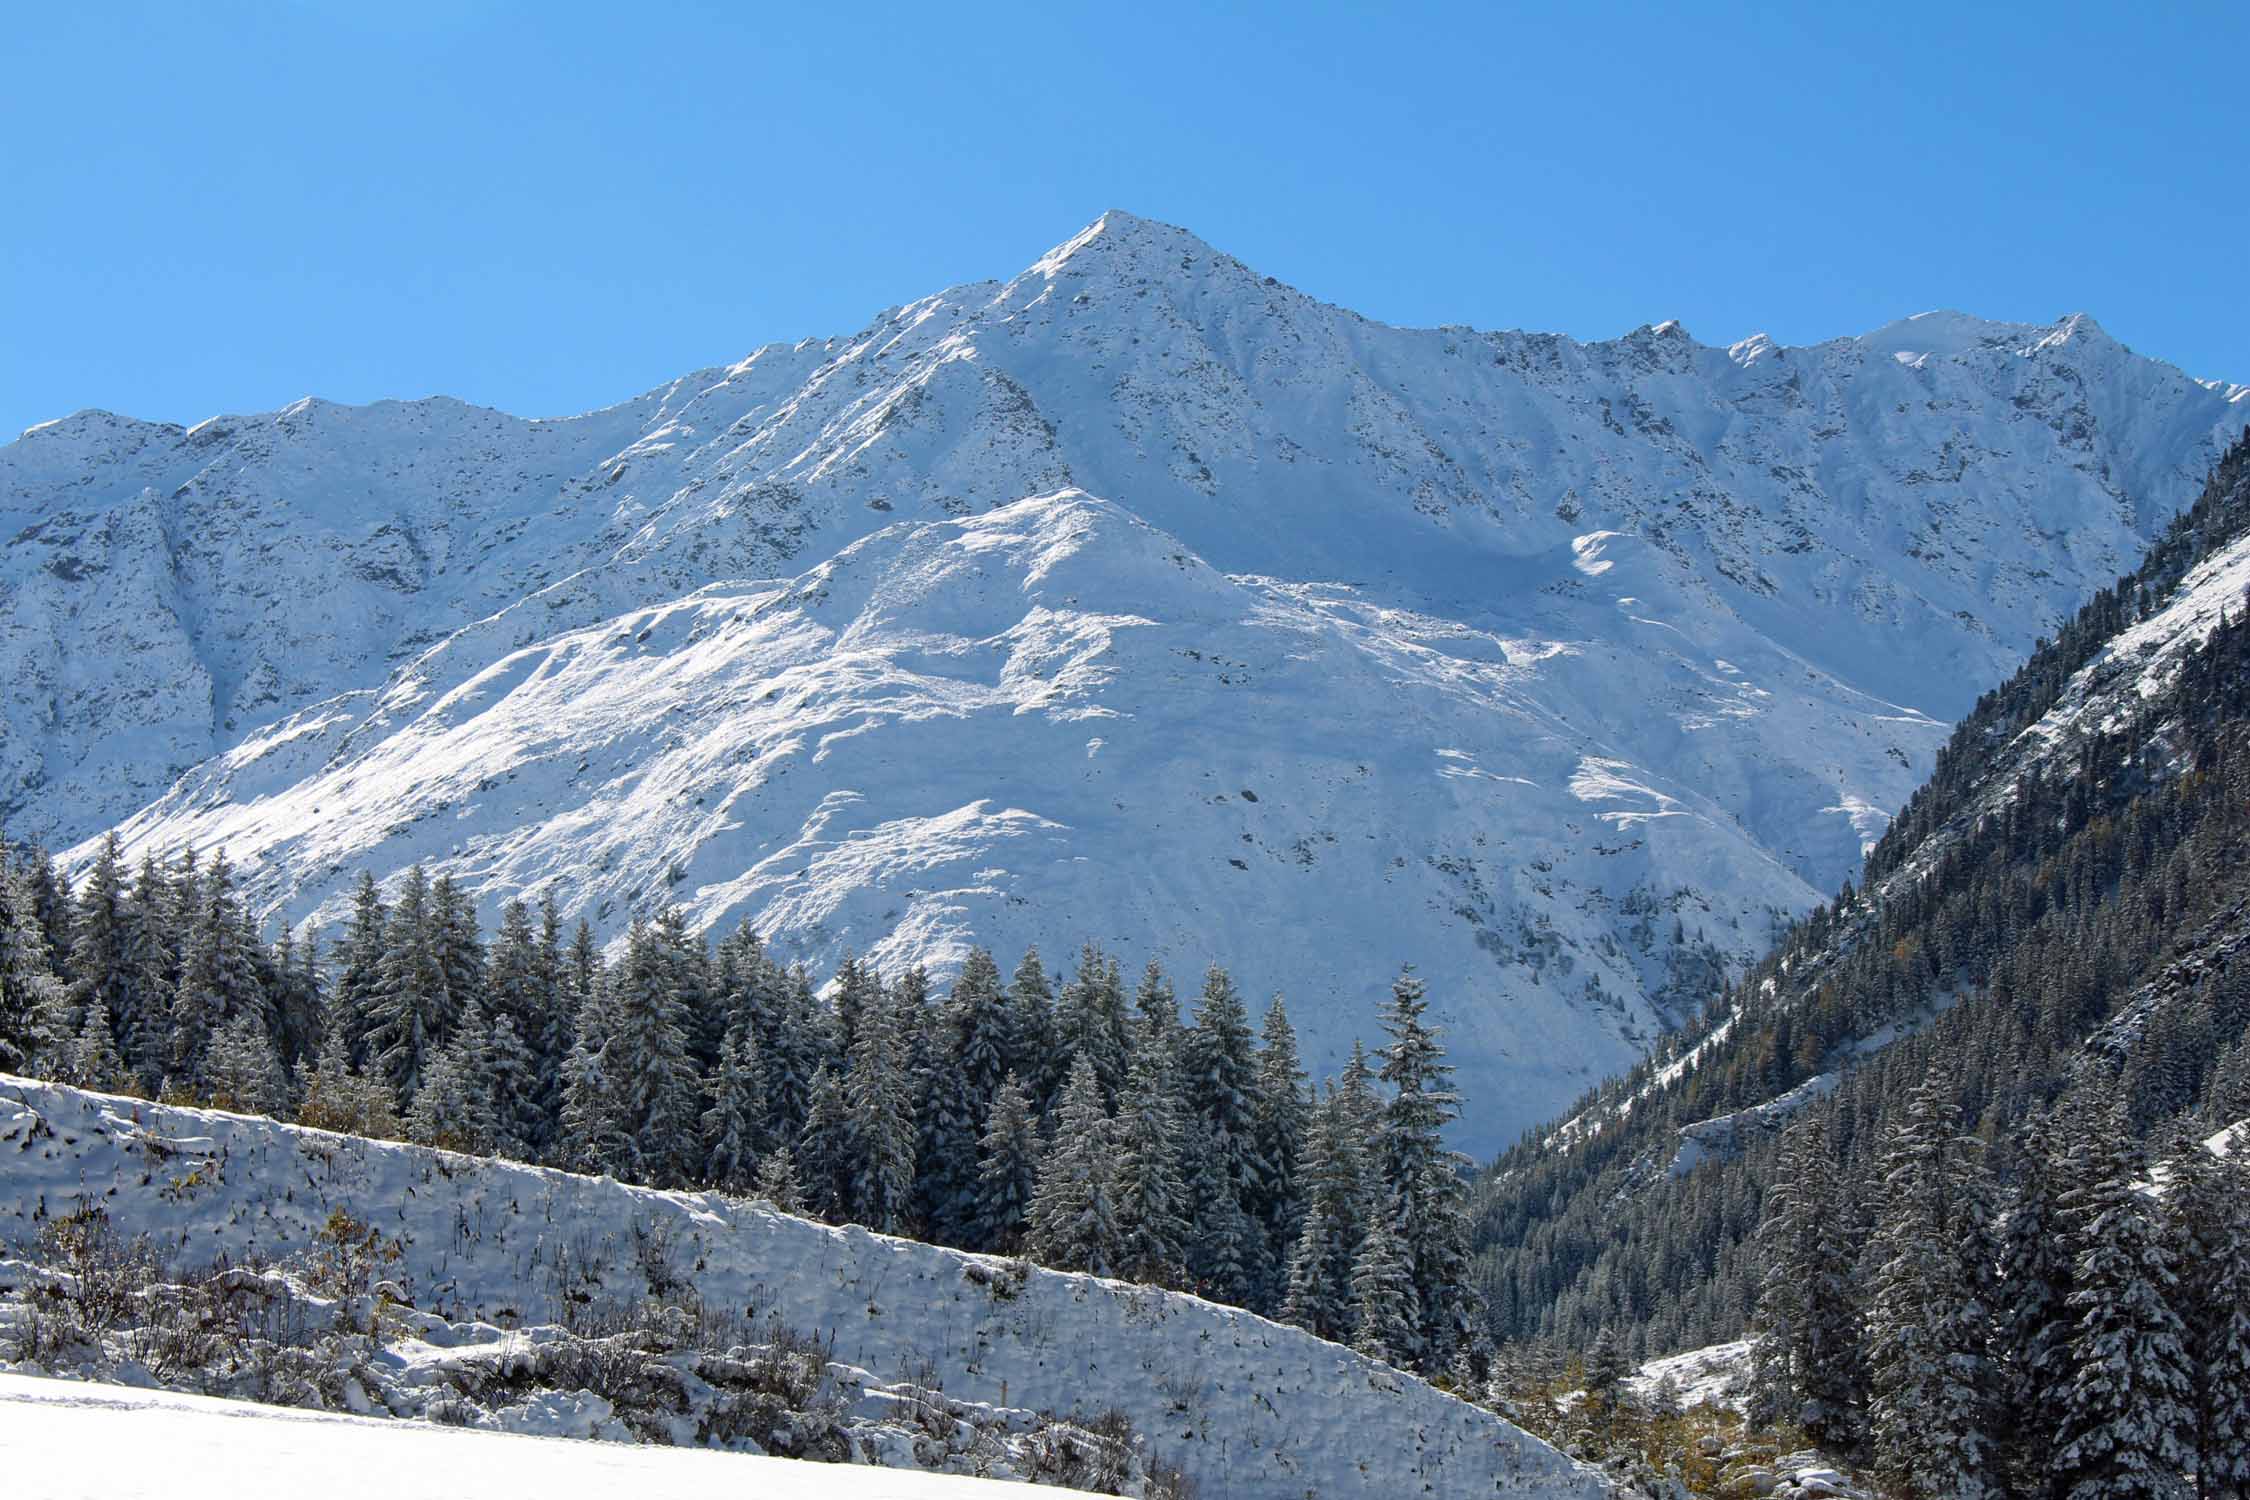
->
left=1027, top=209, right=1232, bottom=282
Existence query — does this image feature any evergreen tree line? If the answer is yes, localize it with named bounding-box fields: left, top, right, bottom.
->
left=1750, top=1079, right=2250, bottom=1500
left=0, top=844, right=1479, bottom=1374
left=1470, top=428, right=2250, bottom=1360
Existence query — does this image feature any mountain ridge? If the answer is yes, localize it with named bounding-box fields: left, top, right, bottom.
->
left=6, top=212, right=2246, bottom=1148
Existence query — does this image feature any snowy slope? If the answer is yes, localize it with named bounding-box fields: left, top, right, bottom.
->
left=0, top=1373, right=1081, bottom=1500
left=9, top=211, right=2247, bottom=1145
left=0, top=1077, right=1611, bottom=1500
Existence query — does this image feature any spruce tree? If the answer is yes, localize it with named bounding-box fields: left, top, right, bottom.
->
left=797, top=1064, right=854, bottom=1220
left=1027, top=1053, right=1124, bottom=1275
left=65, top=833, right=134, bottom=1068
left=974, top=1072, right=1041, bottom=1253
left=1748, top=1110, right=1867, bottom=1447
left=1183, top=962, right=1267, bottom=1306
left=119, top=852, right=176, bottom=1083
left=368, top=865, right=455, bottom=1104
left=1008, top=947, right=1062, bottom=1113
left=600, top=917, right=703, bottom=1185
left=702, top=1025, right=765, bottom=1192
left=1996, top=1119, right=2078, bottom=1490
left=1058, top=941, right=1131, bottom=1105
left=168, top=850, right=266, bottom=1088
left=845, top=976, right=918, bottom=1233
left=1112, top=1042, right=1189, bottom=1285
left=1252, top=993, right=1311, bottom=1307
left=1374, top=966, right=1476, bottom=1368
left=403, top=1016, right=495, bottom=1154
left=754, top=1145, right=806, bottom=1215
left=1864, top=1074, right=2001, bottom=1500
left=332, top=871, right=389, bottom=1070
left=203, top=1011, right=287, bottom=1115
left=948, top=947, right=1014, bottom=1131
left=1350, top=1199, right=1416, bottom=1367
left=0, top=837, right=64, bottom=1073
left=2052, top=1105, right=2194, bottom=1500
left=1283, top=1082, right=1371, bottom=1342
left=2163, top=1131, right=2250, bottom=1500
left=481, top=1009, right=541, bottom=1159
left=559, top=975, right=627, bottom=1175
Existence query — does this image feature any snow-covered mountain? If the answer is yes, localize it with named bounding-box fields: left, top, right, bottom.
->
left=6, top=211, right=2245, bottom=1148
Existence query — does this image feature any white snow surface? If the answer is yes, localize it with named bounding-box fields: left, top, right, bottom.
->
left=0, top=1372, right=1074, bottom=1500
left=8, top=210, right=2248, bottom=1148
left=1625, top=1339, right=1752, bottom=1412
left=0, top=1077, right=1611, bottom=1500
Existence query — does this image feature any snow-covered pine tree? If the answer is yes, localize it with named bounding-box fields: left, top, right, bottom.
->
left=118, top=852, right=175, bottom=1083
left=558, top=968, right=627, bottom=1176
left=702, top=1024, right=765, bottom=1192
left=948, top=947, right=1014, bottom=1133
left=1027, top=1052, right=1125, bottom=1276
left=484, top=897, right=560, bottom=1153
left=916, top=998, right=985, bottom=1246
left=2051, top=1103, right=2195, bottom=1500
left=1350, top=1196, right=1416, bottom=1368
left=1058, top=940, right=1131, bottom=1106
left=754, top=1144, right=805, bottom=1215
left=403, top=1011, right=495, bottom=1154
left=1282, top=1081, right=1371, bottom=1342
left=430, top=873, right=487, bottom=1018
left=331, top=870, right=389, bottom=1071
left=168, top=850, right=267, bottom=1089
left=1133, top=961, right=1180, bottom=1051
left=368, top=865, right=457, bottom=1105
left=527, top=892, right=572, bottom=1144
left=560, top=913, right=599, bottom=1000
left=64, top=833, right=133, bottom=1068
left=0, top=835, right=65, bottom=1073
left=19, top=844, right=71, bottom=982
left=480, top=1008, right=541, bottom=1160
left=267, top=924, right=324, bottom=1079
left=1008, top=947, right=1062, bottom=1114
left=1252, top=993, right=1311, bottom=1308
left=1112, top=1040, right=1189, bottom=1286
left=761, top=966, right=828, bottom=1147
left=297, top=1018, right=402, bottom=1139
left=1183, top=962, right=1269, bottom=1306
left=1747, top=1108, right=1867, bottom=1448
left=845, top=976, right=918, bottom=1233
left=1584, top=1326, right=1628, bottom=1399
left=203, top=1010, right=287, bottom=1116
left=62, top=995, right=128, bottom=1090
left=1865, top=1072, right=2002, bottom=1500
left=830, top=950, right=880, bottom=1063
left=2161, top=1130, right=2250, bottom=1500
left=1996, top=1117, right=2077, bottom=1490
left=1373, top=966, right=1476, bottom=1369
left=653, top=906, right=720, bottom=1076
left=974, top=1072, right=1041, bottom=1253
left=600, top=917, right=703, bottom=1185
left=797, top=1064, right=854, bottom=1220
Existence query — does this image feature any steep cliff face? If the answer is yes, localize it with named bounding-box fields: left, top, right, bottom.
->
left=7, top=212, right=2244, bottom=1146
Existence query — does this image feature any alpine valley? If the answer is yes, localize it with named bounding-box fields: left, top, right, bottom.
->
left=5, top=211, right=2245, bottom=1151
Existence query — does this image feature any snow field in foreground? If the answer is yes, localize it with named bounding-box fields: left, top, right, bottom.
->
left=0, top=1372, right=1069, bottom=1500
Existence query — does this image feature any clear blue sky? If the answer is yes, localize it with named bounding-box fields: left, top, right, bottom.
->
left=5, top=2, right=2244, bottom=440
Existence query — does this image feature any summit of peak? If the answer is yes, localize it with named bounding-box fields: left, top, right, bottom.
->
left=1026, top=210, right=1237, bottom=282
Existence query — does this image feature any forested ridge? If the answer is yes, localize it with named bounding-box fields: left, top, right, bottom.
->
left=1473, top=429, right=2250, bottom=1351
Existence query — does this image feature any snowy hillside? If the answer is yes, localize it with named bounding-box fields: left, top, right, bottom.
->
left=8, top=210, right=2246, bottom=1145
left=0, top=1076, right=1610, bottom=1500
left=0, top=1374, right=1082, bottom=1500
